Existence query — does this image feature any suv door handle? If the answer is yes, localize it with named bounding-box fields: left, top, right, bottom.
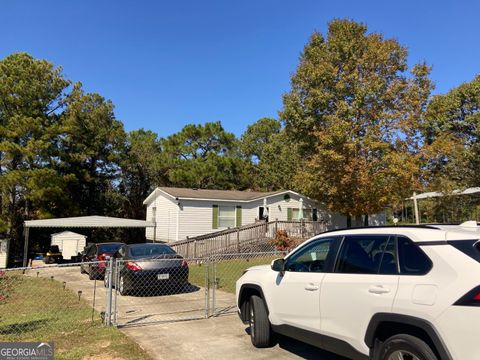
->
left=305, top=283, right=319, bottom=291
left=368, top=285, right=390, bottom=294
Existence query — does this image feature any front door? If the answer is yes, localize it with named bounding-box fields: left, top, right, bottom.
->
left=266, top=237, right=338, bottom=332
left=259, top=206, right=269, bottom=222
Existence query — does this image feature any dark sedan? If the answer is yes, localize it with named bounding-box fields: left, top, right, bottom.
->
left=81, top=242, right=124, bottom=280
left=107, top=243, right=189, bottom=295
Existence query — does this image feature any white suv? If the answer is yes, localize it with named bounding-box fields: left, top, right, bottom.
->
left=236, top=223, right=480, bottom=360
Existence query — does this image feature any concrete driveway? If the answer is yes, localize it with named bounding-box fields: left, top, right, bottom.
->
left=32, top=262, right=347, bottom=360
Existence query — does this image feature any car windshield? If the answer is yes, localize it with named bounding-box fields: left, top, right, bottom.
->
left=50, top=245, right=60, bottom=253
left=129, top=244, right=176, bottom=257
left=98, top=244, right=122, bottom=253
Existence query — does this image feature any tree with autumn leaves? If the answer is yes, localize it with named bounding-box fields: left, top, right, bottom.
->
left=1, top=18, right=480, bottom=258
left=281, top=19, right=433, bottom=226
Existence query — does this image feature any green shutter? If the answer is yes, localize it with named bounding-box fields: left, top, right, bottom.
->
left=313, top=208, right=318, bottom=221
left=287, top=208, right=293, bottom=221
left=212, top=205, right=219, bottom=229
left=236, top=206, right=242, bottom=227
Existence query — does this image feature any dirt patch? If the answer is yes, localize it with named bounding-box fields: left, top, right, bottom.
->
left=96, top=340, right=111, bottom=348
left=82, top=353, right=125, bottom=360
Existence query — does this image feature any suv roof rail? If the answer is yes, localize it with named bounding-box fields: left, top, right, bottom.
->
left=319, top=224, right=442, bottom=235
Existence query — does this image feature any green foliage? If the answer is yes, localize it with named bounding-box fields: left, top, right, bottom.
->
left=0, top=53, right=71, bottom=245
left=281, top=19, right=432, bottom=218
left=161, top=122, right=250, bottom=189
left=422, top=75, right=480, bottom=190
left=240, top=117, right=281, bottom=162
left=58, top=83, right=126, bottom=215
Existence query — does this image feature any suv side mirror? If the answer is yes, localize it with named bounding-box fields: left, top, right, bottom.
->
left=271, top=258, right=286, bottom=274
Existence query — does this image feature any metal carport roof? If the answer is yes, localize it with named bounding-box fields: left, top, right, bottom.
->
left=22, top=216, right=155, bottom=266
left=24, top=215, right=155, bottom=228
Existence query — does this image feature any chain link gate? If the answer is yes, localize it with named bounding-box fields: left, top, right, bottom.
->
left=209, top=251, right=287, bottom=316
left=109, top=257, right=210, bottom=327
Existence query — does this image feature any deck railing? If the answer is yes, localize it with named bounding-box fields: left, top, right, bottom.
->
left=169, top=220, right=326, bottom=258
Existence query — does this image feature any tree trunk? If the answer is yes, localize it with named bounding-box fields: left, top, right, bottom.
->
left=364, top=214, right=369, bottom=227
left=346, top=214, right=352, bottom=228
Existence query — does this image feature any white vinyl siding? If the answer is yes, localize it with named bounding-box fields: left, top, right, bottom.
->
left=145, top=194, right=178, bottom=242
left=0, top=239, right=8, bottom=268
left=144, top=189, right=386, bottom=242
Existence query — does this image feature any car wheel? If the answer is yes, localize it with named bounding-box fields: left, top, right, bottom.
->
left=249, top=295, right=273, bottom=348
left=378, top=334, right=437, bottom=360
left=119, top=275, right=129, bottom=296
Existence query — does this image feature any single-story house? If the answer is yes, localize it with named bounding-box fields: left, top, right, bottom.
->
left=143, top=187, right=386, bottom=242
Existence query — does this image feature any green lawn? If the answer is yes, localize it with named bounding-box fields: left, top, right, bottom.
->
left=0, top=272, right=151, bottom=360
left=188, top=255, right=281, bottom=293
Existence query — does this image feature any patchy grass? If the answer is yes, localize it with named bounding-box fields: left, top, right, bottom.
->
left=0, top=273, right=151, bottom=360
left=188, top=255, right=281, bottom=294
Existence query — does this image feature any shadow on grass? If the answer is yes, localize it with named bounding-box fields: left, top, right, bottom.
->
left=0, top=318, right=51, bottom=335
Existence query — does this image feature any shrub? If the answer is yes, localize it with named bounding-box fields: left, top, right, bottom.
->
left=270, top=230, right=299, bottom=251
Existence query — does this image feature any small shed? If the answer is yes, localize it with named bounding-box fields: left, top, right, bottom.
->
left=0, top=239, right=8, bottom=268
left=51, top=231, right=87, bottom=260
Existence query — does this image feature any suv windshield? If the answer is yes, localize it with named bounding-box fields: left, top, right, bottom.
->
left=130, top=244, right=176, bottom=257
left=449, top=240, right=480, bottom=262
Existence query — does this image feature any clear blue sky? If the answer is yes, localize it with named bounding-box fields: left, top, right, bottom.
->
left=2, top=0, right=479, bottom=137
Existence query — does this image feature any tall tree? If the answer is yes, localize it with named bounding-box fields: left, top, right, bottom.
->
left=255, top=130, right=300, bottom=191
left=161, top=122, right=250, bottom=189
left=422, top=75, right=480, bottom=190
left=281, top=19, right=432, bottom=225
left=0, top=53, right=71, bottom=247
left=58, top=83, right=126, bottom=215
left=118, top=129, right=166, bottom=220
left=240, top=117, right=281, bottom=163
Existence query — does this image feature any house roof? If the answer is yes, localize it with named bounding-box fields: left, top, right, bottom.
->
left=51, top=231, right=87, bottom=237
left=143, top=187, right=306, bottom=205
left=25, top=216, right=155, bottom=228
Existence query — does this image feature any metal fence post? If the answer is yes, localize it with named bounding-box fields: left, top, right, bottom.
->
left=211, top=256, right=216, bottom=316
left=204, top=257, right=209, bottom=318
left=113, top=259, right=119, bottom=326
left=105, top=258, right=114, bottom=326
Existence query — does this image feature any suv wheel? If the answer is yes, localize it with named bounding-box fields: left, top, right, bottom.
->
left=378, top=334, right=437, bottom=360
left=249, top=295, right=273, bottom=348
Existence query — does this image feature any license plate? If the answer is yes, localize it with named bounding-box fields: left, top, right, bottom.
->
left=157, top=273, right=169, bottom=280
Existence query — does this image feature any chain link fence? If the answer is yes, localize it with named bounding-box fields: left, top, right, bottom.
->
left=111, top=257, right=209, bottom=327
left=0, top=250, right=291, bottom=336
left=0, top=261, right=108, bottom=341
left=209, top=251, right=287, bottom=316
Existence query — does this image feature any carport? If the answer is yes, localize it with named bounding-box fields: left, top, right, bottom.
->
left=23, top=215, right=156, bottom=266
